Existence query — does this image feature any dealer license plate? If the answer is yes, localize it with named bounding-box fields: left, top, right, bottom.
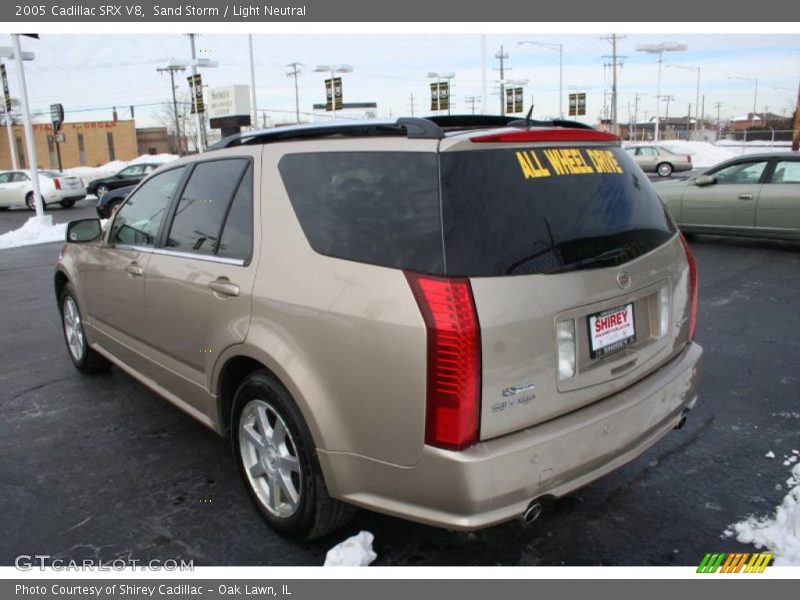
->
left=588, top=303, right=635, bottom=358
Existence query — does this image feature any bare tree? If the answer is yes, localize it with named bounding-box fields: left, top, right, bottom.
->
left=153, top=91, right=208, bottom=154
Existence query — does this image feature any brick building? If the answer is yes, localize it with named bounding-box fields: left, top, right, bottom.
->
left=0, top=119, right=138, bottom=171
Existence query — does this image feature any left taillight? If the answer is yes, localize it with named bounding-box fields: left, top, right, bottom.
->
left=53, top=178, right=61, bottom=190
left=405, top=272, right=481, bottom=451
left=679, top=233, right=698, bottom=341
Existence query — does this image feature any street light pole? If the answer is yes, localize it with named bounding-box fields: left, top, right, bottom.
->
left=248, top=35, right=258, bottom=131
left=518, top=41, right=564, bottom=119
left=1, top=59, right=18, bottom=169
left=9, top=35, right=44, bottom=218
left=314, top=64, right=353, bottom=121
left=728, top=76, right=759, bottom=124
left=636, top=43, right=687, bottom=142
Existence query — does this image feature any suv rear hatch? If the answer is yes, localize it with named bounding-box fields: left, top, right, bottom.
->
left=435, top=130, right=695, bottom=442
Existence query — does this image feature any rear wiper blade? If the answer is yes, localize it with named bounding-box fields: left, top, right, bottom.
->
left=549, top=247, right=626, bottom=274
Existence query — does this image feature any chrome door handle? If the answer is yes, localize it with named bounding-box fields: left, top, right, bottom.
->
left=124, top=263, right=144, bottom=277
left=208, top=279, right=240, bottom=297
left=737, top=194, right=754, bottom=201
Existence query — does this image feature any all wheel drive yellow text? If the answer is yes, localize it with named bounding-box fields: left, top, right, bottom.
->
left=515, top=148, right=624, bottom=179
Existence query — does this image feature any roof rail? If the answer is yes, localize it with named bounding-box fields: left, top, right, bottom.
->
left=208, top=115, right=598, bottom=150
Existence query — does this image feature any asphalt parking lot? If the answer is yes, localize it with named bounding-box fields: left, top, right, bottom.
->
left=1, top=212, right=799, bottom=566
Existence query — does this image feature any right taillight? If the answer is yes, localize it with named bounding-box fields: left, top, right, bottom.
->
left=679, top=233, right=698, bottom=341
left=405, top=272, right=480, bottom=451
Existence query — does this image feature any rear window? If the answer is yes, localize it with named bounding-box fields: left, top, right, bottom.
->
left=278, top=152, right=443, bottom=273
left=279, top=146, right=673, bottom=277
left=440, top=146, right=674, bottom=276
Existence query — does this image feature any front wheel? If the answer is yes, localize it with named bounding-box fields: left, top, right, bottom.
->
left=95, top=185, right=109, bottom=199
left=232, top=372, right=354, bottom=540
left=25, top=192, right=40, bottom=211
left=657, top=162, right=674, bottom=177
left=59, top=283, right=111, bottom=374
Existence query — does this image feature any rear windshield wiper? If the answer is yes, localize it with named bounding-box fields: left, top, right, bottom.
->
left=548, top=247, right=626, bottom=274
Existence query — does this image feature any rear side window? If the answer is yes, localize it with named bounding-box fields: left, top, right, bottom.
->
left=166, top=159, right=249, bottom=256
left=217, top=163, right=254, bottom=261
left=439, top=146, right=675, bottom=276
left=279, top=152, right=443, bottom=273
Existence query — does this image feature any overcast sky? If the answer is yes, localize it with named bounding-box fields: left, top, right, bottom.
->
left=4, top=33, right=799, bottom=128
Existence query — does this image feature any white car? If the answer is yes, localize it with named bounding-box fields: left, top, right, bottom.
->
left=0, top=169, right=86, bottom=210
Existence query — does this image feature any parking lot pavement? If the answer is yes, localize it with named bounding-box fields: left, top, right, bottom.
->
left=0, top=198, right=99, bottom=236
left=1, top=235, right=798, bottom=566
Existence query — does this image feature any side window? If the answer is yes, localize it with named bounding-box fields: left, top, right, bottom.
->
left=166, top=159, right=249, bottom=256
left=109, top=166, right=186, bottom=247
left=119, top=165, right=144, bottom=177
left=12, top=172, right=29, bottom=182
left=771, top=161, right=800, bottom=184
left=711, top=161, right=768, bottom=185
left=0, top=173, right=10, bottom=184
left=217, top=163, right=253, bottom=261
left=624, top=148, right=636, bottom=157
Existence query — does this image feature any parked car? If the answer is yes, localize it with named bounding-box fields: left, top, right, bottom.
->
left=655, top=152, right=800, bottom=240
left=55, top=116, right=702, bottom=540
left=0, top=169, right=86, bottom=210
left=86, top=162, right=162, bottom=198
left=95, top=185, right=134, bottom=219
left=625, top=145, right=693, bottom=177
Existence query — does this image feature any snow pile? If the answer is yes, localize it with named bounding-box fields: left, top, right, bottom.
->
left=0, top=216, right=65, bottom=250
left=323, top=531, right=377, bottom=566
left=64, top=154, right=178, bottom=187
left=727, top=460, right=800, bottom=565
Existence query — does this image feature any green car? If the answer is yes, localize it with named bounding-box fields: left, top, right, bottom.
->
left=655, top=152, right=800, bottom=240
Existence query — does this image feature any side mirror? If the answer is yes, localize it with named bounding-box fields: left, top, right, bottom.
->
left=66, top=219, right=102, bottom=243
left=695, top=174, right=716, bottom=187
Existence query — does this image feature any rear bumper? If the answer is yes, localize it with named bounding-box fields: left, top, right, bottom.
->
left=318, top=341, right=703, bottom=530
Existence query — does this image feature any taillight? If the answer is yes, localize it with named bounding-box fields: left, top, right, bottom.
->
left=687, top=155, right=692, bottom=164
left=405, top=272, right=481, bottom=451
left=54, top=178, right=61, bottom=190
left=679, top=233, right=698, bottom=341
left=470, top=129, right=619, bottom=144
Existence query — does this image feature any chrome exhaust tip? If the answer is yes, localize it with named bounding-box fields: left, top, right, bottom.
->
left=522, top=501, right=544, bottom=525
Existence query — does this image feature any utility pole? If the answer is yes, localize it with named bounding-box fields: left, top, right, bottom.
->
left=408, top=92, right=416, bottom=117
left=715, top=101, right=723, bottom=136
left=602, top=34, right=626, bottom=135
left=633, top=92, right=643, bottom=140
left=495, top=45, right=509, bottom=115
left=465, top=95, right=480, bottom=115
left=792, top=80, right=800, bottom=152
left=157, top=64, right=186, bottom=156
left=661, top=94, right=675, bottom=137
left=701, top=94, right=705, bottom=132
left=481, top=34, right=487, bottom=115
left=286, top=62, right=303, bottom=123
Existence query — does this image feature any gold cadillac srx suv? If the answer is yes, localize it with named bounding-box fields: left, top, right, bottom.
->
left=55, top=116, right=703, bottom=540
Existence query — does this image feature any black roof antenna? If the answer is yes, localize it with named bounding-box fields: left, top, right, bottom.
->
left=524, top=105, right=534, bottom=128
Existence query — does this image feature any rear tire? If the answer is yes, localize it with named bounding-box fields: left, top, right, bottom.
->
left=657, top=162, right=674, bottom=177
left=59, top=283, right=111, bottom=374
left=60, top=200, right=76, bottom=208
left=232, top=371, right=355, bottom=540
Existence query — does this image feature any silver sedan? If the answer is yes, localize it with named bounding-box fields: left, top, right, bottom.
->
left=625, top=145, right=693, bottom=177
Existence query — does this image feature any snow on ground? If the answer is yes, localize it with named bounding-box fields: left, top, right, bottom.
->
left=324, top=531, right=377, bottom=566
left=726, top=460, right=800, bottom=565
left=64, top=153, right=178, bottom=187
left=0, top=216, right=65, bottom=250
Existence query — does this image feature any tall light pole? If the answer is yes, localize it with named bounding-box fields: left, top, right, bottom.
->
left=428, top=72, right=456, bottom=115
left=157, top=59, right=188, bottom=156
left=728, top=76, right=759, bottom=124
left=518, top=40, right=564, bottom=119
left=636, top=43, right=687, bottom=142
left=668, top=64, right=701, bottom=134
left=186, top=34, right=218, bottom=152
left=248, top=35, right=258, bottom=131
left=314, top=64, right=353, bottom=120
left=2, top=38, right=43, bottom=218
